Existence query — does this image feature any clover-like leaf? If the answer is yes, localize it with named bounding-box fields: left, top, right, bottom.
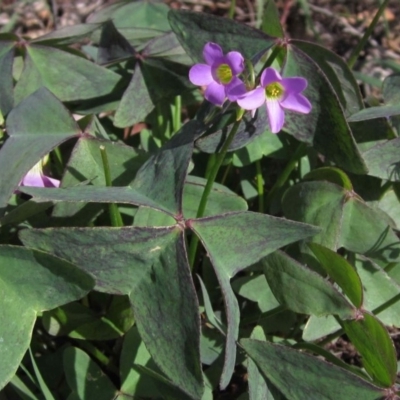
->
left=263, top=250, right=355, bottom=319
left=241, top=339, right=385, bottom=400
left=0, top=246, right=94, bottom=390
left=283, top=45, right=367, bottom=174
left=188, top=211, right=319, bottom=389
left=342, top=312, right=397, bottom=388
left=14, top=44, right=121, bottom=104
left=1, top=88, right=80, bottom=216
left=20, top=226, right=203, bottom=400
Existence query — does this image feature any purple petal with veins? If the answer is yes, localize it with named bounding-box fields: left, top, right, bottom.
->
left=280, top=92, right=312, bottom=113
left=225, top=51, right=244, bottom=75
left=205, top=81, right=226, bottom=106
left=203, top=42, right=223, bottom=65
left=237, top=87, right=265, bottom=110
left=266, top=99, right=285, bottom=133
left=21, top=172, right=60, bottom=188
left=189, top=64, right=213, bottom=86
left=260, top=67, right=282, bottom=87
left=226, top=77, right=247, bottom=101
left=281, top=76, right=308, bottom=93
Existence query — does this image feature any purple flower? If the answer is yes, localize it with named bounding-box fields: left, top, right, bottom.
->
left=189, top=42, right=246, bottom=106
left=19, top=161, right=60, bottom=188
left=237, top=67, right=312, bottom=133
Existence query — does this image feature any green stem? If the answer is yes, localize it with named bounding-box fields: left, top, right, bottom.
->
left=264, top=142, right=306, bottom=210
left=173, top=95, right=182, bottom=134
left=347, top=0, right=390, bottom=69
left=205, top=153, right=216, bottom=180
left=260, top=45, right=282, bottom=72
left=255, top=159, right=264, bottom=213
left=221, top=162, right=232, bottom=186
left=99, top=146, right=123, bottom=227
left=188, top=119, right=242, bottom=269
left=73, top=338, right=119, bottom=375
left=52, top=147, right=64, bottom=177
left=228, top=0, right=236, bottom=19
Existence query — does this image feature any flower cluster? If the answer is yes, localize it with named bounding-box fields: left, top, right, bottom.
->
left=189, top=42, right=312, bottom=134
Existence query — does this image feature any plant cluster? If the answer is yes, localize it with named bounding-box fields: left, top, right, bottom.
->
left=0, top=0, right=400, bottom=399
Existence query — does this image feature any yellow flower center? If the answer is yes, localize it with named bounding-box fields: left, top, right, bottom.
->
left=265, top=82, right=284, bottom=99
left=216, top=64, right=233, bottom=84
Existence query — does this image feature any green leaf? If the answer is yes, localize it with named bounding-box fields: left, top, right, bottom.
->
left=1, top=88, right=79, bottom=215
left=0, top=246, right=94, bottom=390
left=42, top=295, right=134, bottom=340
left=97, top=20, right=134, bottom=65
left=303, top=315, right=340, bottom=342
left=196, top=107, right=274, bottom=153
left=291, top=40, right=363, bottom=117
left=20, top=226, right=203, bottom=400
left=190, top=211, right=319, bottom=281
left=63, top=347, right=117, bottom=399
left=342, top=312, right=397, bottom=387
left=232, top=130, right=288, bottom=167
left=189, top=211, right=319, bottom=389
left=0, top=200, right=53, bottom=226
left=31, top=23, right=101, bottom=45
left=131, top=120, right=205, bottom=215
left=168, top=9, right=276, bottom=64
left=263, top=250, right=355, bottom=319
left=183, top=176, right=247, bottom=218
left=20, top=186, right=174, bottom=216
left=340, top=196, right=400, bottom=262
left=114, top=62, right=154, bottom=128
left=383, top=73, right=400, bottom=104
left=261, top=0, right=284, bottom=38
left=355, top=257, right=400, bottom=328
left=308, top=243, right=363, bottom=308
left=241, top=339, right=385, bottom=400
left=283, top=180, right=400, bottom=262
left=232, top=274, right=279, bottom=313
left=14, top=44, right=121, bottom=104
left=303, top=167, right=353, bottom=190
left=28, top=349, right=55, bottom=400
left=347, top=105, right=400, bottom=122
left=89, top=1, right=171, bottom=32
left=378, top=189, right=400, bottom=229
left=247, top=327, right=271, bottom=400
left=120, top=326, right=161, bottom=398
left=198, top=275, right=225, bottom=334
left=360, top=138, right=400, bottom=181
left=51, top=136, right=148, bottom=224
left=143, top=31, right=190, bottom=64
left=0, top=40, right=14, bottom=115
left=283, top=45, right=367, bottom=174
left=282, top=181, right=345, bottom=249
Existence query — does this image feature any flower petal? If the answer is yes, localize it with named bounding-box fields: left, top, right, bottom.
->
left=205, top=81, right=226, bottom=106
left=237, top=87, right=265, bottom=110
left=225, top=51, right=244, bottom=75
left=281, top=77, right=308, bottom=94
left=42, top=176, right=60, bottom=188
left=280, top=92, right=312, bottom=114
left=266, top=99, right=285, bottom=133
left=189, top=64, right=213, bottom=86
left=226, top=77, right=247, bottom=101
left=203, top=42, right=223, bottom=65
left=21, top=172, right=47, bottom=187
left=260, top=67, right=282, bottom=87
